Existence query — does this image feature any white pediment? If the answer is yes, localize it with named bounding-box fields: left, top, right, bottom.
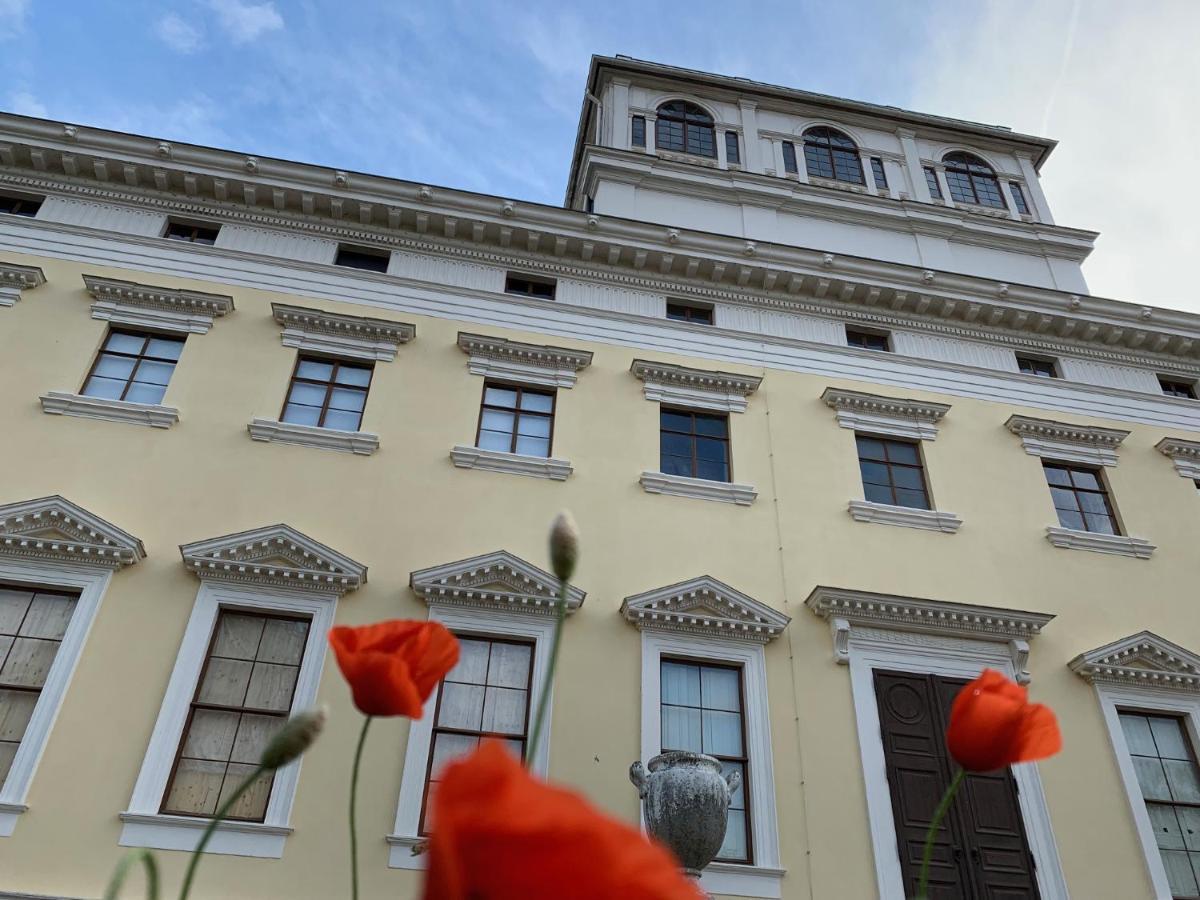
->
left=0, top=495, right=145, bottom=569
left=409, top=550, right=585, bottom=616
left=621, top=576, right=790, bottom=642
left=180, top=524, right=366, bottom=594
left=1069, top=632, right=1200, bottom=690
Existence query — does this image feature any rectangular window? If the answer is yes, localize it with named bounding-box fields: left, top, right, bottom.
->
left=631, top=116, right=646, bottom=148
left=1160, top=377, right=1198, bottom=400
left=164, top=220, right=220, bottom=245
left=0, top=586, right=79, bottom=788
left=1009, top=182, right=1031, bottom=215
left=1043, top=462, right=1119, bottom=534
left=666, top=302, right=714, bottom=325
left=870, top=157, right=888, bottom=191
left=846, top=327, right=890, bottom=352
left=0, top=193, right=43, bottom=217
left=857, top=435, right=930, bottom=509
left=725, top=132, right=740, bottom=165
left=420, top=636, right=533, bottom=833
left=334, top=244, right=390, bottom=273
left=160, top=610, right=311, bottom=822
left=475, top=383, right=555, bottom=458
left=924, top=166, right=943, bottom=200
left=659, top=408, right=730, bottom=483
left=1016, top=354, right=1058, bottom=378
left=504, top=273, right=556, bottom=301
left=81, top=329, right=185, bottom=405
left=1118, top=712, right=1200, bottom=899
left=280, top=356, right=373, bottom=432
left=781, top=141, right=798, bottom=175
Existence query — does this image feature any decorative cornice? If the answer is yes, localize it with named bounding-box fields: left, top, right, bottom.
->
left=40, top=391, right=179, bottom=429
left=1155, top=437, right=1200, bottom=480
left=449, top=445, right=572, bottom=480
left=247, top=418, right=379, bottom=455
left=620, top=575, right=790, bottom=643
left=1045, top=526, right=1155, bottom=559
left=1070, top=631, right=1200, bottom=690
left=0, top=261, right=45, bottom=307
left=847, top=500, right=962, bottom=532
left=83, top=274, right=233, bottom=334
left=272, top=303, right=415, bottom=363
left=180, top=524, right=366, bottom=594
left=1005, top=414, right=1130, bottom=467
left=639, top=471, right=757, bottom=506
left=457, top=332, right=593, bottom=389
left=409, top=550, right=585, bottom=616
left=631, top=360, right=762, bottom=413
left=0, top=495, right=145, bottom=569
left=821, top=387, right=950, bottom=441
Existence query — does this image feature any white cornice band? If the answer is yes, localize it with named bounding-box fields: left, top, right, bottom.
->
left=632, top=359, right=762, bottom=413
left=83, top=274, right=234, bottom=334
left=1006, top=414, right=1130, bottom=467
left=457, top=331, right=593, bottom=388
left=0, top=261, right=45, bottom=307
left=822, top=387, right=950, bottom=441
left=272, top=302, right=415, bottom=362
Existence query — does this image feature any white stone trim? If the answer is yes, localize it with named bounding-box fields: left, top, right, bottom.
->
left=638, top=630, right=783, bottom=898
left=247, top=418, right=380, bottom=456
left=1006, top=414, right=1129, bottom=466
left=1069, top=631, right=1200, bottom=690
left=1045, top=526, right=1156, bottom=558
left=1156, top=437, right=1200, bottom=480
left=387, top=603, right=561, bottom=869
left=409, top=549, right=585, bottom=616
left=120, top=582, right=337, bottom=858
left=39, top=391, right=179, bottom=429
left=0, top=495, right=145, bottom=570
left=631, top=359, right=761, bottom=413
left=83, top=274, right=233, bottom=334
left=449, top=444, right=572, bottom=481
left=0, top=262, right=45, bottom=307
left=821, top=387, right=950, bottom=440
left=272, top=302, right=414, bottom=362
left=847, top=499, right=962, bottom=532
left=621, top=575, right=790, bottom=643
left=180, top=523, right=366, bottom=594
left=0, top=558, right=114, bottom=836
left=458, top=331, right=592, bottom=389
left=639, top=470, right=757, bottom=506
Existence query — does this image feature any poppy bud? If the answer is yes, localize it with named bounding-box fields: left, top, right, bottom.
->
left=548, top=511, right=580, bottom=582
left=261, top=707, right=327, bottom=770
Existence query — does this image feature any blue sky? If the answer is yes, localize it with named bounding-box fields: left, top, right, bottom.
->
left=2, top=0, right=1197, bottom=310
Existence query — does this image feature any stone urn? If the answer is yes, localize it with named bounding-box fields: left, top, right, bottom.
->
left=629, top=751, right=741, bottom=878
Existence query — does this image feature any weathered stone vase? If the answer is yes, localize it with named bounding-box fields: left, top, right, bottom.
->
left=629, top=751, right=741, bottom=878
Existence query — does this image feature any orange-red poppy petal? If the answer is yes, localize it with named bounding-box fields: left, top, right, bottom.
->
left=328, top=620, right=459, bottom=718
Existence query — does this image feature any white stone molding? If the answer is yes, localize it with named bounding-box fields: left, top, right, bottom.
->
left=846, top=499, right=962, bottom=533
left=1044, top=526, right=1155, bottom=558
left=83, top=274, right=233, bottom=334
left=0, top=261, right=45, bottom=307
left=1005, top=413, right=1130, bottom=466
left=820, top=387, right=950, bottom=441
left=449, top=444, right=572, bottom=481
left=409, top=549, right=585, bottom=616
left=631, top=359, right=762, bottom=413
left=620, top=575, right=790, bottom=643
left=0, top=495, right=145, bottom=570
left=639, top=470, right=757, bottom=506
left=179, top=523, right=366, bottom=594
left=457, top=331, right=592, bottom=389
left=1155, top=436, right=1200, bottom=480
left=40, top=391, right=180, bottom=429
left=1070, top=631, right=1200, bottom=690
left=806, top=586, right=1067, bottom=900
left=272, top=302, right=415, bottom=362
left=247, top=418, right=380, bottom=456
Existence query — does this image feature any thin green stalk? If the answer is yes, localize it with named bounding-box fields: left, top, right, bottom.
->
left=103, top=848, right=160, bottom=900
left=349, top=715, right=373, bottom=900
left=915, top=767, right=966, bottom=900
left=526, top=578, right=568, bottom=767
left=178, top=765, right=267, bottom=900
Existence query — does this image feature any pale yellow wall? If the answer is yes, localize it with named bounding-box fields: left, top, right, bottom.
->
left=0, top=251, right=1196, bottom=899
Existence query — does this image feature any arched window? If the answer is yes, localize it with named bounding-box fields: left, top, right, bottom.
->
left=655, top=101, right=716, bottom=159
left=802, top=127, right=864, bottom=185
left=942, top=152, right=1005, bottom=208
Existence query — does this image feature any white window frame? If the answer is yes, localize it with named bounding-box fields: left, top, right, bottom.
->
left=639, top=630, right=784, bottom=899
left=387, top=605, right=558, bottom=869
left=119, top=582, right=337, bottom=858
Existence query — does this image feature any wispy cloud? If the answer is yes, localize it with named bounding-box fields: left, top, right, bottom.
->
left=0, top=0, right=29, bottom=40
left=9, top=89, right=45, bottom=118
left=155, top=14, right=204, bottom=54
left=208, top=0, right=283, bottom=44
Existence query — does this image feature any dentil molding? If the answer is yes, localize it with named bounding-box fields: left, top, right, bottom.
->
left=0, top=495, right=145, bottom=569
left=821, top=387, right=950, bottom=441
left=0, top=261, right=45, bottom=307
left=1070, top=631, right=1200, bottom=690
left=83, top=274, right=234, bottom=334
left=457, top=331, right=593, bottom=389
left=1005, top=414, right=1129, bottom=467
left=272, top=302, right=415, bottom=362
left=620, top=575, right=790, bottom=643
left=631, top=359, right=762, bottom=413
left=180, top=523, right=366, bottom=594
left=1155, top=437, right=1200, bottom=480
left=409, top=549, right=585, bottom=616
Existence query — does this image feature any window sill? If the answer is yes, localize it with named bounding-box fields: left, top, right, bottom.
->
left=640, top=470, right=757, bottom=506
left=118, top=812, right=292, bottom=858
left=848, top=500, right=962, bottom=533
left=0, top=800, right=28, bottom=837
left=1045, top=527, right=1155, bottom=558
left=701, top=861, right=786, bottom=899
left=40, top=391, right=179, bottom=428
left=247, top=418, right=379, bottom=455
left=385, top=832, right=427, bottom=870
left=449, top=445, right=572, bottom=481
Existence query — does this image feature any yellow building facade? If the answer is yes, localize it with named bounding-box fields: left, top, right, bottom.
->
left=1, top=56, right=1199, bottom=899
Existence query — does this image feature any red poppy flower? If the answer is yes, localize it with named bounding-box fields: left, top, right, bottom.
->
left=947, top=669, right=1061, bottom=772
left=328, top=620, right=459, bottom=718
left=423, top=740, right=704, bottom=900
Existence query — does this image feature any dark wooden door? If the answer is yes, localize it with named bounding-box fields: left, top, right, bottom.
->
left=874, top=670, right=1041, bottom=900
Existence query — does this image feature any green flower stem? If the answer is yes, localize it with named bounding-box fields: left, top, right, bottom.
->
left=526, top=578, right=568, bottom=768
left=915, top=767, right=966, bottom=900
left=178, top=765, right=267, bottom=900
left=349, top=715, right=373, bottom=900
left=103, top=848, right=160, bottom=900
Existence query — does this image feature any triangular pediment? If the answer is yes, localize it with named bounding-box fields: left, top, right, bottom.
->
left=621, top=576, right=790, bottom=643
left=0, top=495, right=145, bottom=569
left=1070, top=632, right=1200, bottom=690
left=180, top=524, right=366, bottom=595
left=409, top=550, right=585, bottom=616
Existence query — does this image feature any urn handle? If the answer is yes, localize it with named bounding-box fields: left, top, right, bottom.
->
left=629, top=760, right=648, bottom=799
left=724, top=768, right=742, bottom=799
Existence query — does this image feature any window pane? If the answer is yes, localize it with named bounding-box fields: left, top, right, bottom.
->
left=21, top=594, right=76, bottom=640
left=1043, top=466, right=1072, bottom=487
left=213, top=614, right=265, bottom=659
left=163, top=758, right=225, bottom=815
left=480, top=410, right=515, bottom=435
left=1177, top=805, right=1200, bottom=851
left=661, top=410, right=693, bottom=433
left=124, top=382, right=167, bottom=405
left=334, top=365, right=372, bottom=387
left=0, top=688, right=37, bottom=743
left=105, top=332, right=146, bottom=354
left=81, top=376, right=126, bottom=400
left=695, top=437, right=728, bottom=463
left=661, top=455, right=694, bottom=477
left=661, top=705, right=702, bottom=752
left=702, top=709, right=743, bottom=756
left=885, top=442, right=920, bottom=465
left=286, top=382, right=327, bottom=407
left=701, top=667, right=741, bottom=712
left=890, top=466, right=925, bottom=490
left=328, top=387, right=367, bottom=412
left=1151, top=718, right=1192, bottom=760
left=661, top=433, right=693, bottom=457
left=721, top=761, right=746, bottom=811
left=1055, top=509, right=1085, bottom=531
left=514, top=436, right=550, bottom=457
left=696, top=459, right=729, bottom=482
left=894, top=488, right=930, bottom=510
left=448, top=639, right=490, bottom=685
left=323, top=409, right=362, bottom=432
left=484, top=387, right=518, bottom=409
left=519, top=392, right=553, bottom=413
left=146, top=337, right=185, bottom=361
left=295, top=360, right=334, bottom=381
left=488, top=643, right=531, bottom=689
left=856, top=437, right=886, bottom=460
left=662, top=662, right=700, bottom=706
left=478, top=430, right=514, bottom=452
left=481, top=686, right=527, bottom=735
left=1083, top=513, right=1116, bottom=535
left=516, top=415, right=551, bottom=438
left=282, top=404, right=321, bottom=427
left=257, top=619, right=308, bottom=666
left=196, top=658, right=253, bottom=707
left=1050, top=487, right=1080, bottom=511
left=0, top=590, right=32, bottom=635
left=863, top=482, right=894, bottom=505
left=1162, top=848, right=1200, bottom=896
left=438, top=682, right=485, bottom=731
left=134, top=360, right=175, bottom=386
left=93, top=354, right=136, bottom=380
left=0, top=742, right=15, bottom=785
left=1133, top=756, right=1172, bottom=801
left=719, top=809, right=748, bottom=861
left=1150, top=803, right=1187, bottom=850
left=430, top=732, right=479, bottom=780
left=244, top=663, right=299, bottom=711
left=180, top=708, right=239, bottom=760
left=1069, top=469, right=1101, bottom=491
left=1122, top=714, right=1158, bottom=756
left=694, top=415, right=728, bottom=438
left=220, top=764, right=273, bottom=820
left=231, top=713, right=283, bottom=765
left=1165, top=759, right=1200, bottom=803
left=0, top=638, right=59, bottom=688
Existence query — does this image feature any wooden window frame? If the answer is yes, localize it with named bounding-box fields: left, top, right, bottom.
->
left=665, top=301, right=714, bottom=325
left=802, top=127, right=866, bottom=185
left=164, top=220, right=220, bottom=245
left=1009, top=182, right=1031, bottom=215
left=1160, top=376, right=1198, bottom=400
left=659, top=406, right=732, bottom=483
left=81, top=328, right=185, bottom=403
left=654, top=101, right=717, bottom=159
left=942, top=152, right=1007, bottom=209
left=0, top=193, right=43, bottom=217
left=631, top=115, right=646, bottom=148
left=781, top=141, right=798, bottom=174
left=846, top=327, right=891, bottom=352
left=724, top=131, right=740, bottom=165
left=280, top=355, right=374, bottom=431
left=334, top=244, right=390, bottom=273
left=870, top=157, right=889, bottom=191
left=474, top=381, right=557, bottom=457
left=924, top=166, right=944, bottom=200
left=503, top=272, right=557, bottom=300
left=856, top=435, right=932, bottom=510
left=1042, top=461, right=1122, bottom=535
left=1016, top=354, right=1059, bottom=378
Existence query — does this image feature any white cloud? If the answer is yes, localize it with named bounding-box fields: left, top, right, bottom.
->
left=0, top=0, right=29, bottom=40
left=208, top=0, right=283, bottom=44
left=9, top=89, right=46, bottom=118
left=155, top=13, right=204, bottom=53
